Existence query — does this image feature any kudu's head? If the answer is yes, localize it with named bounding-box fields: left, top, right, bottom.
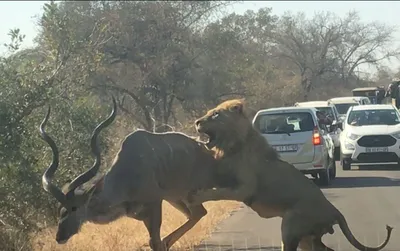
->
left=39, top=96, right=117, bottom=244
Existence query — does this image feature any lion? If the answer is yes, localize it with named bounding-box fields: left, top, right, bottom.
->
left=189, top=99, right=393, bottom=251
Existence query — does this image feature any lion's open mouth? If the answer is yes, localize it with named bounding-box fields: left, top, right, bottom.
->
left=202, top=131, right=217, bottom=149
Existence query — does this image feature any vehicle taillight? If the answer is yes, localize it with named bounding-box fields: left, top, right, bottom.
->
left=312, top=126, right=322, bottom=145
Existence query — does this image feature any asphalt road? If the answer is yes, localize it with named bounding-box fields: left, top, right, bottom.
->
left=195, top=162, right=400, bottom=251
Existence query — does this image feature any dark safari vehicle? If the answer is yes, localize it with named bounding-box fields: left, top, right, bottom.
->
left=352, top=86, right=386, bottom=104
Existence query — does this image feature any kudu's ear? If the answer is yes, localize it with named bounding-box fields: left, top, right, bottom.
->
left=94, top=176, right=105, bottom=190
left=61, top=179, right=73, bottom=194
left=85, top=176, right=104, bottom=197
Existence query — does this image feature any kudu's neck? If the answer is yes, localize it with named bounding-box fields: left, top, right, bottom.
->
left=84, top=181, right=128, bottom=225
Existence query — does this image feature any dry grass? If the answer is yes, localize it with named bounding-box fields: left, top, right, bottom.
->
left=31, top=201, right=240, bottom=251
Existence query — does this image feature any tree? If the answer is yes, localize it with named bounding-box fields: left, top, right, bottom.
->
left=332, top=11, right=400, bottom=84
left=271, top=10, right=400, bottom=100
left=271, top=11, right=342, bottom=100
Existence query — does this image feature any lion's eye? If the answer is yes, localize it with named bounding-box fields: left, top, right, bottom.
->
left=211, top=111, right=219, bottom=119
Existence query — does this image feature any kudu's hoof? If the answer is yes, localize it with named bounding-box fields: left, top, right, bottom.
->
left=149, top=240, right=168, bottom=251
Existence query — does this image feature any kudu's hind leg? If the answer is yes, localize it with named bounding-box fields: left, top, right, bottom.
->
left=162, top=200, right=207, bottom=250
left=133, top=201, right=166, bottom=251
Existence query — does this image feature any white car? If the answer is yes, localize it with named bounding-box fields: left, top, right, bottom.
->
left=352, top=96, right=372, bottom=105
left=328, top=97, right=361, bottom=121
left=253, top=106, right=336, bottom=185
left=294, top=101, right=342, bottom=160
left=340, top=104, right=400, bottom=170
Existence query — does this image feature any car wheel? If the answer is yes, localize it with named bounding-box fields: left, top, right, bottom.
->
left=329, top=157, right=336, bottom=179
left=340, top=151, right=351, bottom=170
left=334, top=147, right=340, bottom=161
left=319, top=159, right=331, bottom=186
left=319, top=169, right=331, bottom=186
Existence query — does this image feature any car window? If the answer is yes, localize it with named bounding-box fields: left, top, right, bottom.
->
left=254, top=112, right=315, bottom=134
left=347, top=109, right=400, bottom=126
left=315, top=107, right=334, bottom=119
left=332, top=106, right=340, bottom=118
left=335, top=103, right=358, bottom=114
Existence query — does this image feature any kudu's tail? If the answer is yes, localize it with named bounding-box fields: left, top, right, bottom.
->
left=337, top=213, right=393, bottom=251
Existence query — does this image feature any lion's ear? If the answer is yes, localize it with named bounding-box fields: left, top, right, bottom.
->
left=229, top=102, right=244, bottom=113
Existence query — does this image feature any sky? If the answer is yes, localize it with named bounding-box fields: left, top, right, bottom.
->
left=1, top=1, right=400, bottom=71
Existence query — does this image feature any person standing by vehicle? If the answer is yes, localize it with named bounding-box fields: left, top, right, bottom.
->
left=316, top=110, right=333, bottom=126
left=386, top=83, right=393, bottom=98
left=390, top=78, right=400, bottom=108
left=377, top=86, right=385, bottom=104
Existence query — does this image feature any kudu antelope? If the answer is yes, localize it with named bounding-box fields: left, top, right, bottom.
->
left=39, top=96, right=235, bottom=251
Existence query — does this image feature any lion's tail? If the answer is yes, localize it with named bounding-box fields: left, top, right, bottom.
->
left=337, top=212, right=393, bottom=251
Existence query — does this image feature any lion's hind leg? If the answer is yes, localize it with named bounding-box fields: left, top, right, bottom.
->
left=281, top=211, right=328, bottom=251
left=299, top=236, right=334, bottom=251
left=281, top=212, right=301, bottom=251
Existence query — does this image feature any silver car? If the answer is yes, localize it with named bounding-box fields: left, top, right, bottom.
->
left=252, top=106, right=336, bottom=186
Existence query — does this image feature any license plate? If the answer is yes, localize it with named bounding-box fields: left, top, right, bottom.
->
left=365, top=147, right=388, bottom=153
left=273, top=144, right=298, bottom=152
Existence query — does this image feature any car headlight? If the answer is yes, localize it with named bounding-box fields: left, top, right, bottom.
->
left=344, top=141, right=355, bottom=150
left=346, top=132, right=360, bottom=140
left=392, top=132, right=400, bottom=139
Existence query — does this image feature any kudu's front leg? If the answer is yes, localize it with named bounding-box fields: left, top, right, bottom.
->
left=162, top=200, right=207, bottom=250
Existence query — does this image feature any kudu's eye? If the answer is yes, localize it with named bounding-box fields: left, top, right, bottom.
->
left=211, top=111, right=219, bottom=120
left=71, top=206, right=77, bottom=212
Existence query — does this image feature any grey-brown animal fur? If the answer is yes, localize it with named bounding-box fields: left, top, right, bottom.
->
left=190, top=98, right=393, bottom=251
left=39, top=96, right=235, bottom=251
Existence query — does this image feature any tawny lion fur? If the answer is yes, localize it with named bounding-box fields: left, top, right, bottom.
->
left=190, top=99, right=393, bottom=251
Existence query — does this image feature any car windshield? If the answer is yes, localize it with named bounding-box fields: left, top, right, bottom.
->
left=254, top=112, right=315, bottom=134
left=347, top=109, right=400, bottom=126
left=315, top=107, right=334, bottom=118
left=334, top=103, right=358, bottom=115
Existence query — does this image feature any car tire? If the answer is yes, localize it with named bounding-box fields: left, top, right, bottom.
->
left=319, top=169, right=331, bottom=186
left=329, top=157, right=336, bottom=179
left=334, top=147, right=340, bottom=161
left=340, top=151, right=351, bottom=170
left=319, top=158, right=332, bottom=186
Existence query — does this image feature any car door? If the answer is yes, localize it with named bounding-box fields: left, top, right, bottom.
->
left=319, top=123, right=334, bottom=160
left=331, top=105, right=340, bottom=122
left=333, top=106, right=343, bottom=134
left=328, top=106, right=341, bottom=138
